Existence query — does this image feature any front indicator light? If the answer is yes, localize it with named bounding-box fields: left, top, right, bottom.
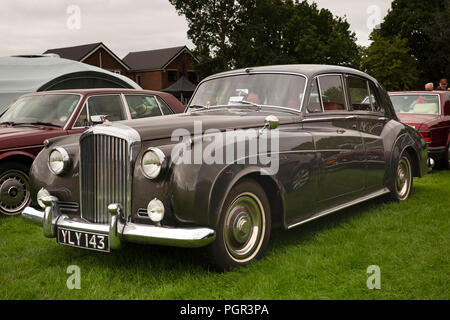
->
left=37, top=188, right=51, bottom=209
left=147, top=198, right=165, bottom=223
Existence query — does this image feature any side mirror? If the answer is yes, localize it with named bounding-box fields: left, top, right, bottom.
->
left=264, top=115, right=279, bottom=130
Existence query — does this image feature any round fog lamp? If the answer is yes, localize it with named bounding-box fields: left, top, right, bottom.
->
left=37, top=188, right=51, bottom=209
left=147, top=198, right=165, bottom=222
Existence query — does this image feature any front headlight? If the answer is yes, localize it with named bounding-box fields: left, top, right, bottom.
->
left=48, top=147, right=70, bottom=175
left=141, top=148, right=165, bottom=179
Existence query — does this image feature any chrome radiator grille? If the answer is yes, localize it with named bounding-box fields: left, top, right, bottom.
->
left=80, top=134, right=129, bottom=224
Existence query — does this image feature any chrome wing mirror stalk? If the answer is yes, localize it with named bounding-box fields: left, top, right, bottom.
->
left=260, top=115, right=279, bottom=135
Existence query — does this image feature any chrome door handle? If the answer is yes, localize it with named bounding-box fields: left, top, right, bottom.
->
left=337, top=129, right=346, bottom=134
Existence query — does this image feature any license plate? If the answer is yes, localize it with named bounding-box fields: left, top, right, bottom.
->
left=57, top=228, right=110, bottom=252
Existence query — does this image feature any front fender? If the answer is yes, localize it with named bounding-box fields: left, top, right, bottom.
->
left=170, top=161, right=284, bottom=229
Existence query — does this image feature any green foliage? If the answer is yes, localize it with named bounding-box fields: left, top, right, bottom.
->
left=361, top=31, right=419, bottom=91
left=232, top=0, right=360, bottom=69
left=169, top=0, right=240, bottom=79
left=170, top=0, right=360, bottom=78
left=377, top=0, right=449, bottom=86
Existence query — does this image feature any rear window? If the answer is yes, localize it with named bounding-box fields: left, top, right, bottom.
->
left=390, top=94, right=440, bottom=115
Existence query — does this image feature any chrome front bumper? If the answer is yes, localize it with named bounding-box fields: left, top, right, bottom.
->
left=22, top=196, right=216, bottom=249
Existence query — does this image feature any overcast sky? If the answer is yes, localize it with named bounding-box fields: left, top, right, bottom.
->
left=0, top=0, right=392, bottom=58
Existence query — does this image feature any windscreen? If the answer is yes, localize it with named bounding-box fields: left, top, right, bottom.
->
left=190, top=73, right=306, bottom=111
left=390, top=94, right=440, bottom=115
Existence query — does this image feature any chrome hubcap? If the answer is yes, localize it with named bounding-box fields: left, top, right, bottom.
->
left=395, top=157, right=411, bottom=199
left=224, top=193, right=265, bottom=262
left=0, top=170, right=30, bottom=215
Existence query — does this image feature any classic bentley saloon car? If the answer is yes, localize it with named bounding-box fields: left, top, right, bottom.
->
left=0, top=89, right=184, bottom=216
left=22, top=65, right=428, bottom=270
left=389, top=91, right=450, bottom=169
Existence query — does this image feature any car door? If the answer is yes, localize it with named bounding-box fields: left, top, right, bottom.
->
left=303, top=74, right=365, bottom=210
left=345, top=75, right=387, bottom=190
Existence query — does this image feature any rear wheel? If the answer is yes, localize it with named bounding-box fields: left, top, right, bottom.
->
left=0, top=162, right=31, bottom=216
left=390, top=152, right=413, bottom=201
left=208, top=179, right=271, bottom=271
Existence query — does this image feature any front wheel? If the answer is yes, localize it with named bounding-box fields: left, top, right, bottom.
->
left=208, top=179, right=271, bottom=271
left=0, top=162, right=31, bottom=216
left=390, top=152, right=413, bottom=201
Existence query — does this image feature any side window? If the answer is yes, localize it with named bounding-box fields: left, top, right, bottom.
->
left=307, top=79, right=322, bottom=113
left=73, top=104, right=88, bottom=127
left=156, top=96, right=174, bottom=114
left=318, top=75, right=346, bottom=111
left=368, top=82, right=383, bottom=113
left=125, top=95, right=162, bottom=119
left=88, top=95, right=126, bottom=121
left=347, top=76, right=372, bottom=111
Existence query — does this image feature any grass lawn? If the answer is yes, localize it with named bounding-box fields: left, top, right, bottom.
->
left=0, top=170, right=448, bottom=300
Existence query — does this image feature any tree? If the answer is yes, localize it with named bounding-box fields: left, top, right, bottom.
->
left=361, top=31, right=419, bottom=91
left=231, top=0, right=360, bottom=69
left=168, top=0, right=241, bottom=78
left=170, top=0, right=360, bottom=78
left=377, top=0, right=449, bottom=85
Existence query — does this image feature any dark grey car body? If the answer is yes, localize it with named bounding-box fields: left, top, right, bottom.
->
left=24, top=65, right=427, bottom=268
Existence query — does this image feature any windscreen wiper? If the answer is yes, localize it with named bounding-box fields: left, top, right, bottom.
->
left=236, top=100, right=263, bottom=111
left=0, top=121, right=15, bottom=126
left=1, top=121, right=62, bottom=128
left=26, top=121, right=62, bottom=128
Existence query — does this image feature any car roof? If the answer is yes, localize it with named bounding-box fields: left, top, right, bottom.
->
left=389, top=91, right=448, bottom=95
left=205, top=64, right=378, bottom=83
left=18, top=88, right=186, bottom=114
left=22, top=88, right=164, bottom=96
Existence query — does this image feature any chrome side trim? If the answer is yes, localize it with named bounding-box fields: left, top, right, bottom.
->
left=287, top=188, right=390, bottom=229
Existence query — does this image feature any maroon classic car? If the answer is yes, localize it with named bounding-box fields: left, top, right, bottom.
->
left=389, top=91, right=450, bottom=169
left=0, top=89, right=184, bottom=215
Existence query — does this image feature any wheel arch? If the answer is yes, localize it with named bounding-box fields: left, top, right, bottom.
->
left=208, top=166, right=285, bottom=229
left=0, top=152, right=35, bottom=169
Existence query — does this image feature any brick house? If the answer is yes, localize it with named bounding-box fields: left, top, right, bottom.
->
left=123, top=46, right=199, bottom=91
left=43, top=44, right=199, bottom=99
left=44, top=42, right=131, bottom=77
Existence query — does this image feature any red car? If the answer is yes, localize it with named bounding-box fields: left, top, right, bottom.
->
left=389, top=91, right=450, bottom=169
left=0, top=89, right=184, bottom=216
